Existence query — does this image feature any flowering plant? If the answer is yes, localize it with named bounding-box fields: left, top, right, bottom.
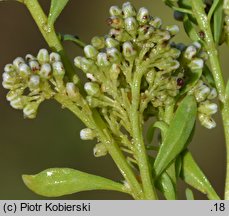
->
left=1, top=0, right=229, bottom=200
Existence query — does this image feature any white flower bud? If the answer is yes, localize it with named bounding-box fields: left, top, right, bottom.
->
left=29, top=60, right=40, bottom=72
left=86, top=73, right=97, bottom=82
left=184, top=45, right=197, bottom=60
left=137, top=7, right=150, bottom=24
left=109, top=5, right=122, bottom=16
left=189, top=58, right=204, bottom=70
left=105, top=37, right=120, bottom=48
left=39, top=63, right=52, bottom=79
left=84, top=45, right=98, bottom=59
left=107, top=47, right=121, bottom=63
left=84, top=82, right=100, bottom=96
left=50, top=52, right=61, bottom=63
left=195, top=85, right=210, bottom=102
left=6, top=89, right=23, bottom=102
left=52, top=61, right=65, bottom=78
left=4, top=64, right=14, bottom=72
left=198, top=102, right=218, bottom=115
left=25, top=54, right=36, bottom=62
left=97, top=53, right=110, bottom=67
left=10, top=96, right=25, bottom=109
left=124, top=17, right=138, bottom=35
left=2, top=72, right=14, bottom=83
left=93, top=143, right=107, bottom=157
left=198, top=113, right=216, bottom=129
left=37, top=49, right=49, bottom=64
left=28, top=75, right=40, bottom=90
left=149, top=17, right=162, bottom=28
left=66, top=82, right=79, bottom=98
left=122, top=2, right=136, bottom=18
left=13, top=57, right=25, bottom=69
left=123, top=41, right=137, bottom=58
left=18, top=63, right=31, bottom=77
left=193, top=42, right=201, bottom=49
left=2, top=72, right=17, bottom=89
left=23, top=102, right=39, bottom=119
left=166, top=25, right=179, bottom=36
left=80, top=128, right=95, bottom=140
left=208, top=88, right=217, bottom=99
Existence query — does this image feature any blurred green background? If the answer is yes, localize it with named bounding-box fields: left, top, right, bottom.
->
left=0, top=0, right=227, bottom=199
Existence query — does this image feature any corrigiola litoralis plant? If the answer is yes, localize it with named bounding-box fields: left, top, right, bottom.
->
left=2, top=0, right=229, bottom=200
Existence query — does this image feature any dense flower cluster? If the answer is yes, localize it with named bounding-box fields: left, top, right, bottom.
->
left=2, top=2, right=218, bottom=132
left=74, top=2, right=217, bottom=131
left=2, top=49, right=65, bottom=118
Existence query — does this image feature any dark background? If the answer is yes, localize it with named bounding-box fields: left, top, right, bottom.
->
left=0, top=0, right=227, bottom=199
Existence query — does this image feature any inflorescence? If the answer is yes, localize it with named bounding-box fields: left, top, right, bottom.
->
left=2, top=2, right=218, bottom=150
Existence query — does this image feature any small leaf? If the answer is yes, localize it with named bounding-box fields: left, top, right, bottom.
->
left=156, top=172, right=176, bottom=200
left=146, top=121, right=168, bottom=144
left=48, top=0, right=69, bottom=26
left=180, top=150, right=220, bottom=200
left=154, top=95, right=197, bottom=176
left=22, top=168, right=128, bottom=197
left=213, top=0, right=224, bottom=45
left=180, top=68, right=202, bottom=95
left=185, top=188, right=195, bottom=200
left=183, top=15, right=200, bottom=41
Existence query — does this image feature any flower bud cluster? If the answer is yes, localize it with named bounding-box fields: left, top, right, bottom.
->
left=74, top=2, right=184, bottom=110
left=189, top=80, right=218, bottom=129
left=2, top=49, right=65, bottom=118
left=170, top=42, right=218, bottom=129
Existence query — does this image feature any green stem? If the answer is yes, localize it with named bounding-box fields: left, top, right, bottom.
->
left=190, top=0, right=225, bottom=102
left=190, top=0, right=229, bottom=199
left=54, top=94, right=144, bottom=200
left=131, top=67, right=158, bottom=200
left=23, top=0, right=77, bottom=82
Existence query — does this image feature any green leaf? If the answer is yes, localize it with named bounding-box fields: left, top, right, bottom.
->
left=185, top=188, right=195, bottom=200
left=154, top=95, right=197, bottom=176
left=183, top=15, right=200, bottom=41
left=48, top=0, right=69, bottom=26
left=180, top=150, right=220, bottom=200
left=149, top=156, right=176, bottom=200
left=146, top=121, right=168, bottom=144
left=213, top=0, right=224, bottom=45
left=156, top=172, right=176, bottom=200
left=22, top=168, right=129, bottom=197
left=180, top=68, right=202, bottom=95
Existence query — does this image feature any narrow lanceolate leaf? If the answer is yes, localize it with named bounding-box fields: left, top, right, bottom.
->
left=154, top=95, right=197, bottom=176
left=146, top=121, right=168, bottom=144
left=156, top=172, right=176, bottom=200
left=22, top=168, right=129, bottom=197
left=183, top=15, right=200, bottom=41
left=213, top=0, right=224, bottom=45
left=180, top=150, right=220, bottom=200
left=180, top=69, right=202, bottom=95
left=48, top=0, right=69, bottom=26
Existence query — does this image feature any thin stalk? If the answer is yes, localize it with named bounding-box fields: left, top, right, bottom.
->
left=23, top=0, right=77, bottom=81
left=190, top=0, right=229, bottom=199
left=131, top=68, right=158, bottom=199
